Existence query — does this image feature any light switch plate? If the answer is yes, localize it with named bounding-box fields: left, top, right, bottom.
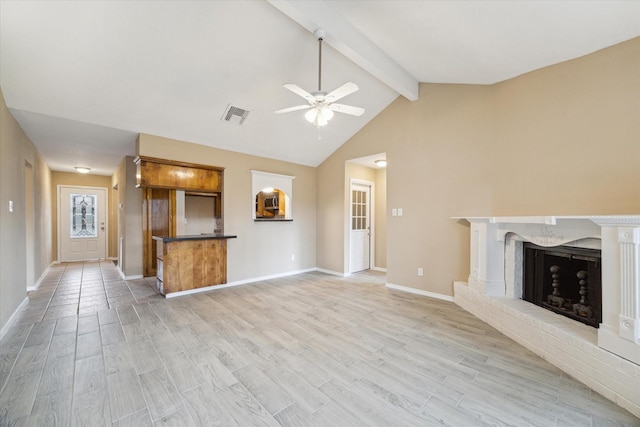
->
left=9, top=200, right=13, bottom=212
left=398, top=208, right=403, bottom=217
left=391, top=208, right=397, bottom=216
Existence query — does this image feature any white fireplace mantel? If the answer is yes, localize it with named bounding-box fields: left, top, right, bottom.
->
left=453, top=215, right=640, bottom=416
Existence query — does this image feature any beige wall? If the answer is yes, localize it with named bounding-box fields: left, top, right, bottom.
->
left=318, top=37, right=640, bottom=296
left=51, top=172, right=116, bottom=261
left=113, top=156, right=143, bottom=278
left=374, top=167, right=387, bottom=269
left=137, top=134, right=317, bottom=281
left=0, top=87, right=53, bottom=333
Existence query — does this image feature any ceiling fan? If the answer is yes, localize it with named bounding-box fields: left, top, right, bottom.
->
left=275, top=29, right=365, bottom=128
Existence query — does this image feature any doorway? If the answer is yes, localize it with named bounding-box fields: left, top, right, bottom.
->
left=58, top=186, right=108, bottom=261
left=349, top=181, right=372, bottom=273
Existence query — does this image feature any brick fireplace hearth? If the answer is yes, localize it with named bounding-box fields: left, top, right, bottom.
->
left=453, top=215, right=640, bottom=417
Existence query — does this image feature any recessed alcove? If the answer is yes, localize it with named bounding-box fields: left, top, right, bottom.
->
left=251, top=170, right=295, bottom=221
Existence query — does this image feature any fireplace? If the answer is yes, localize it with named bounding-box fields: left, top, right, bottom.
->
left=523, top=242, right=601, bottom=328
left=453, top=215, right=640, bottom=418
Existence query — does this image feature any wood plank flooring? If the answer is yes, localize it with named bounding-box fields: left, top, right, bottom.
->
left=0, top=260, right=638, bottom=426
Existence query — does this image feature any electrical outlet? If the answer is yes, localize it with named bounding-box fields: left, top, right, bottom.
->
left=417, top=267, right=423, bottom=276
left=291, top=254, right=295, bottom=261
left=9, top=200, right=13, bottom=213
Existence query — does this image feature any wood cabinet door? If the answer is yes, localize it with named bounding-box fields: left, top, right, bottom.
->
left=143, top=188, right=175, bottom=277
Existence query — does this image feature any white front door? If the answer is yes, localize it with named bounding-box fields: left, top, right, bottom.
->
left=59, top=186, right=107, bottom=261
left=350, top=183, right=371, bottom=273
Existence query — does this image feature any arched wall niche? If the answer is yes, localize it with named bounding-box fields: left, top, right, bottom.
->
left=251, top=170, right=295, bottom=221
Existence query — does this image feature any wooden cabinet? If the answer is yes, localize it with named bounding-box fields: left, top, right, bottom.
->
left=135, top=156, right=223, bottom=192
left=255, top=189, right=286, bottom=219
left=153, top=235, right=236, bottom=295
left=136, top=156, right=225, bottom=277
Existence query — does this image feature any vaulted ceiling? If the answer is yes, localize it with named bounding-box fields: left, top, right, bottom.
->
left=1, top=1, right=638, bottom=175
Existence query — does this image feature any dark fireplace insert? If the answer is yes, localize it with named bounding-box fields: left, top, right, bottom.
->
left=523, top=243, right=601, bottom=328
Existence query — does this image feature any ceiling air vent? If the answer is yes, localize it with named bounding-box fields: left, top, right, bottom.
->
left=221, top=104, right=249, bottom=125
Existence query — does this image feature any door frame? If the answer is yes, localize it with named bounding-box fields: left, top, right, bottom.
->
left=347, top=178, right=375, bottom=274
left=57, top=185, right=109, bottom=262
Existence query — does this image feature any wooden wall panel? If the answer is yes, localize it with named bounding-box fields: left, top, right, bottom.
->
left=143, top=188, right=175, bottom=277
left=136, top=156, right=223, bottom=192
left=161, top=239, right=227, bottom=294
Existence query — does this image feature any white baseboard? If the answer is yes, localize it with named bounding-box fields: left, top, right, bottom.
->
left=385, top=282, right=454, bottom=302
left=314, top=268, right=349, bottom=277
left=165, top=268, right=317, bottom=298
left=116, top=264, right=143, bottom=281
left=26, top=262, right=56, bottom=292
left=372, top=266, right=387, bottom=273
left=0, top=297, right=29, bottom=342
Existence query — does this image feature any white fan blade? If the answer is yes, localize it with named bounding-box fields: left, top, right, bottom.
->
left=274, top=105, right=313, bottom=114
left=325, top=82, right=359, bottom=103
left=329, top=103, right=365, bottom=117
left=283, top=84, right=315, bottom=103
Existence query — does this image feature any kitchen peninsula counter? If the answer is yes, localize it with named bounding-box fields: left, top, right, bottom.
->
left=152, top=234, right=237, bottom=296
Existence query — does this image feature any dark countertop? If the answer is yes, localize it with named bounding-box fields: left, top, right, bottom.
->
left=152, top=234, right=237, bottom=242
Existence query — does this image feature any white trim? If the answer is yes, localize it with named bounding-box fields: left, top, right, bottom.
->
left=315, top=267, right=350, bottom=277
left=0, top=297, right=29, bottom=342
left=372, top=266, right=387, bottom=273
left=116, top=263, right=144, bottom=281
left=385, top=282, right=455, bottom=302
left=165, top=268, right=316, bottom=298
left=26, top=262, right=55, bottom=292
left=250, top=170, right=296, bottom=181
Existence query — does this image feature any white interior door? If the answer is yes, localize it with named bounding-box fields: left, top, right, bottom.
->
left=350, top=183, right=371, bottom=273
left=59, top=186, right=107, bottom=261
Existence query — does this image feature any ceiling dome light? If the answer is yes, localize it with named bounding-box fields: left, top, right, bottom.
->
left=305, top=105, right=334, bottom=128
left=305, top=108, right=317, bottom=123
left=374, top=159, right=387, bottom=168
left=74, top=167, right=91, bottom=174
left=321, top=106, right=334, bottom=121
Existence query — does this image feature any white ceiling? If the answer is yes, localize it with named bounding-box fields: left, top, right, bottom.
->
left=1, top=1, right=638, bottom=175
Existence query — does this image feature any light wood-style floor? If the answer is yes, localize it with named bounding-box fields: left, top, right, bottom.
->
left=0, top=261, right=638, bottom=426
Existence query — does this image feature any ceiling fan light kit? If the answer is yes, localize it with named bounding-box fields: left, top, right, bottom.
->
left=275, top=28, right=364, bottom=129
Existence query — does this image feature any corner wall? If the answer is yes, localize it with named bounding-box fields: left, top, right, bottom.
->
left=317, top=37, right=640, bottom=297
left=0, top=86, right=53, bottom=334
left=113, top=156, right=143, bottom=278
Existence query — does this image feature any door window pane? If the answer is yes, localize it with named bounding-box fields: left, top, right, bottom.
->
left=351, top=189, right=369, bottom=231
left=70, top=194, right=97, bottom=238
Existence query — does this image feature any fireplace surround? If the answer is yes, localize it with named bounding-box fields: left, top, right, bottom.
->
left=453, top=215, right=640, bottom=417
